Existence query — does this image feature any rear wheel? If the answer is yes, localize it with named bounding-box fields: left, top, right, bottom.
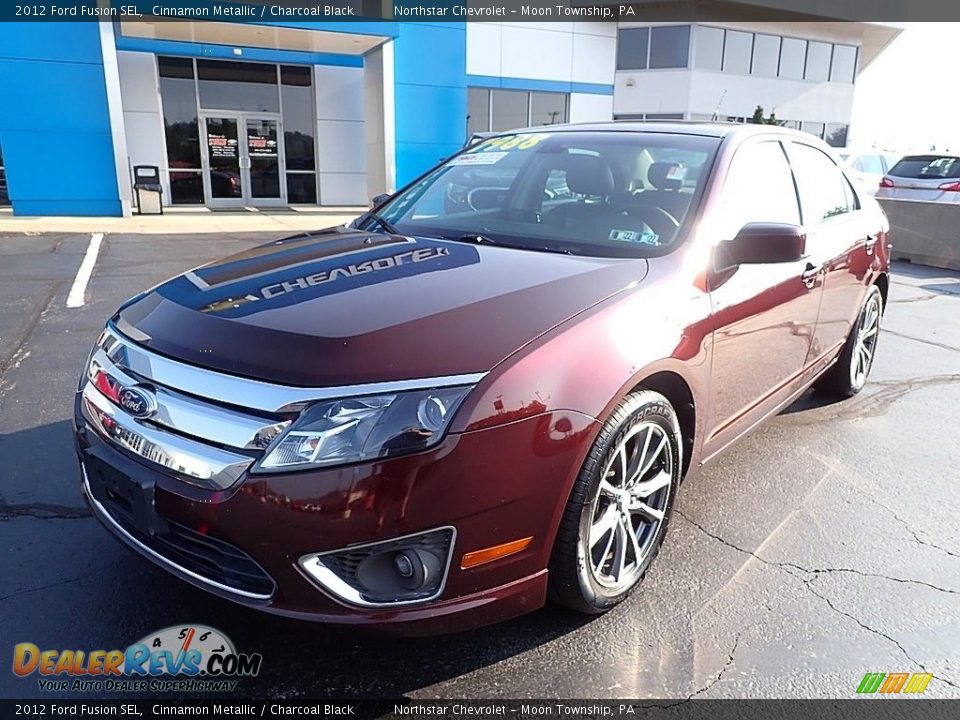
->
left=549, top=391, right=681, bottom=614
left=815, top=285, right=883, bottom=398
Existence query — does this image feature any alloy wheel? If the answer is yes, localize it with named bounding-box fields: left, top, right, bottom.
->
left=851, top=293, right=881, bottom=390
left=586, top=422, right=674, bottom=591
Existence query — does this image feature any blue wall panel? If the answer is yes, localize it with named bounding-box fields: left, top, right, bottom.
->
left=391, top=22, right=467, bottom=187
left=0, top=23, right=120, bottom=216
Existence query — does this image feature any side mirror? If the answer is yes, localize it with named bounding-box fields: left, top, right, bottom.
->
left=371, top=193, right=391, bottom=208
left=717, top=223, right=806, bottom=271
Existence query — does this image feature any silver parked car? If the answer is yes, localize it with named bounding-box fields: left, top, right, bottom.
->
left=876, top=154, right=960, bottom=203
left=838, top=150, right=898, bottom=196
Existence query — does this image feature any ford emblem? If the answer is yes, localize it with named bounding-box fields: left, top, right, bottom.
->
left=117, top=386, right=157, bottom=419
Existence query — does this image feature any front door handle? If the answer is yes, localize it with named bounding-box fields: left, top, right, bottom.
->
left=801, top=262, right=821, bottom=289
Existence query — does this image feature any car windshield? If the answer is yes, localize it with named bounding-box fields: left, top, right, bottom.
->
left=888, top=155, right=960, bottom=180
left=369, top=131, right=720, bottom=258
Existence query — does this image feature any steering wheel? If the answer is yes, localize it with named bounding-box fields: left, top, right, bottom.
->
left=623, top=205, right=680, bottom=243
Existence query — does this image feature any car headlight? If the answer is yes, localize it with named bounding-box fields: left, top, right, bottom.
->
left=251, top=386, right=473, bottom=473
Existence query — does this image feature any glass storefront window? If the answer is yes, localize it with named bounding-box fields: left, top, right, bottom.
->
left=287, top=173, right=317, bottom=204
left=694, top=26, right=724, bottom=71
left=617, top=28, right=649, bottom=70
left=649, top=25, right=689, bottom=69
left=825, top=123, right=849, bottom=148
left=530, top=92, right=567, bottom=127
left=0, top=141, right=9, bottom=207
left=197, top=60, right=279, bottom=113
left=779, top=37, right=807, bottom=80
left=723, top=30, right=753, bottom=75
left=159, top=57, right=202, bottom=204
left=468, top=88, right=491, bottom=136
left=752, top=34, right=781, bottom=77
left=831, top=44, right=857, bottom=83
left=281, top=65, right=315, bottom=172
left=804, top=41, right=832, bottom=82
left=169, top=171, right=204, bottom=205
left=491, top=89, right=529, bottom=132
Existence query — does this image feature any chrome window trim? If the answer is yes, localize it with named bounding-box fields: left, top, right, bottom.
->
left=80, top=467, right=274, bottom=601
left=297, top=526, right=457, bottom=609
left=104, top=322, right=487, bottom=414
left=81, top=382, right=254, bottom=489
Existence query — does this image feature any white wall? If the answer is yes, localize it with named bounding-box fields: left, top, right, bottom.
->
left=467, top=22, right=616, bottom=86
left=116, top=51, right=168, bottom=200
left=314, top=65, right=367, bottom=205
left=569, top=93, right=614, bottom=123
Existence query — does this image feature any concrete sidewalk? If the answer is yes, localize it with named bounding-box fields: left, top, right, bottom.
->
left=0, top=206, right=364, bottom=235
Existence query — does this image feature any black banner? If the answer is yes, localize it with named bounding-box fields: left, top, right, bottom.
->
left=4, top=0, right=960, bottom=22
left=1, top=700, right=959, bottom=719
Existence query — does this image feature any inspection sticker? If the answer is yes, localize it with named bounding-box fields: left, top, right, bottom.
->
left=448, top=151, right=509, bottom=166
left=609, top=229, right=661, bottom=246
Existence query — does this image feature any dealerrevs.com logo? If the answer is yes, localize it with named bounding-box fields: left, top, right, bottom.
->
left=12, top=625, right=262, bottom=693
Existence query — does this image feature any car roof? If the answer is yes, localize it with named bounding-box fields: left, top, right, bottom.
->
left=501, top=120, right=816, bottom=142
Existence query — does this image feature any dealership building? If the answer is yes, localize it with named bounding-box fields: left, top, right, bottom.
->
left=0, top=7, right=902, bottom=216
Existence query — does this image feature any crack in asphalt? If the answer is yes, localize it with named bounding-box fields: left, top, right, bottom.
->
left=855, top=494, right=960, bottom=560
left=645, top=634, right=742, bottom=707
left=796, top=571, right=959, bottom=690
left=689, top=634, right=741, bottom=699
left=678, top=511, right=960, bottom=691
left=677, top=511, right=959, bottom=595
left=883, top=329, right=960, bottom=354
left=0, top=502, right=92, bottom=521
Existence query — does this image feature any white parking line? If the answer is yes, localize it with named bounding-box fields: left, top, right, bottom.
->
left=66, top=233, right=104, bottom=309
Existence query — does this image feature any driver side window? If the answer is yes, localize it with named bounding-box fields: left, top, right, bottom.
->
left=717, top=140, right=801, bottom=241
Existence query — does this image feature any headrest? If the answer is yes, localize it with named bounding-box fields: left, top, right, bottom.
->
left=563, top=154, right=615, bottom=197
left=648, top=162, right=685, bottom=191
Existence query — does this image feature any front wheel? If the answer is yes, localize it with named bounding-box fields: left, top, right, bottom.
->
left=815, top=284, right=883, bottom=398
left=549, top=390, right=681, bottom=614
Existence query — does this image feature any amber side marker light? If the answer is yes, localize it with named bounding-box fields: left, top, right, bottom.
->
left=460, top=537, right=533, bottom=569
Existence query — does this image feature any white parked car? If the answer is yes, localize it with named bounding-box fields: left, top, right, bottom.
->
left=876, top=154, right=960, bottom=204
left=838, top=150, right=898, bottom=195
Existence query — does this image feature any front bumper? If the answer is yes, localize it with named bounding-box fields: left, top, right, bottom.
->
left=74, top=393, right=597, bottom=633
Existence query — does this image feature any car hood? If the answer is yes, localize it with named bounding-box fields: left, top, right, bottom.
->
left=116, top=229, right=647, bottom=387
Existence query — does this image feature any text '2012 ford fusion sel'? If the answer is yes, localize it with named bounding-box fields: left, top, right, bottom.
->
left=75, top=123, right=889, bottom=633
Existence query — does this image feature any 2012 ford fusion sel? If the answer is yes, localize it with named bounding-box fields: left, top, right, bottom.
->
left=75, top=123, right=889, bottom=632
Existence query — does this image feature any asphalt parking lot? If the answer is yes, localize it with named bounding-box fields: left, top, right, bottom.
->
left=1, top=229, right=959, bottom=700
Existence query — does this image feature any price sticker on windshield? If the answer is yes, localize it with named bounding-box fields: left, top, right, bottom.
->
left=480, top=133, right=551, bottom=152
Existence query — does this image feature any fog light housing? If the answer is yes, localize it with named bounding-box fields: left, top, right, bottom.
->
left=298, top=527, right=455, bottom=607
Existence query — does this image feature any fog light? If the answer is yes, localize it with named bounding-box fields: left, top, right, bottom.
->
left=394, top=552, right=415, bottom=578
left=298, top=527, right=455, bottom=607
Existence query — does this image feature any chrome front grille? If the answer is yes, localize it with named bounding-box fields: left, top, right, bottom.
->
left=79, top=324, right=292, bottom=490
left=79, top=323, right=487, bottom=490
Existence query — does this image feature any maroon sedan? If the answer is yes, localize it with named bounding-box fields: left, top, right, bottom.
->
left=74, top=123, right=888, bottom=632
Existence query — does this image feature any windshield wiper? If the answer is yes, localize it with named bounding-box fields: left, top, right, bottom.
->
left=357, top=209, right=399, bottom=236
left=443, top=233, right=498, bottom=246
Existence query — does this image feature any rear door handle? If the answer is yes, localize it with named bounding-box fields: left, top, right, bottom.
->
left=801, top=262, right=821, bottom=289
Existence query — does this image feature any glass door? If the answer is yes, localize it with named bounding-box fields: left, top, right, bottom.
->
left=201, top=113, right=286, bottom=208
left=202, top=114, right=244, bottom=208
left=243, top=115, right=285, bottom=206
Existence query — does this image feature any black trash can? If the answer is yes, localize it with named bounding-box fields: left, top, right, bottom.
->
left=133, top=165, right=163, bottom=215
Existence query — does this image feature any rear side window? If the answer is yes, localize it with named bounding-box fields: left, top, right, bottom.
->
left=888, top=155, right=960, bottom=180
left=787, top=143, right=855, bottom=224
left=717, top=140, right=801, bottom=239
left=853, top=154, right=885, bottom=175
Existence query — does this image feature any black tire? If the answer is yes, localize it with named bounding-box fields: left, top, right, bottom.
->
left=815, top=285, right=884, bottom=398
left=548, top=390, right=682, bottom=614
